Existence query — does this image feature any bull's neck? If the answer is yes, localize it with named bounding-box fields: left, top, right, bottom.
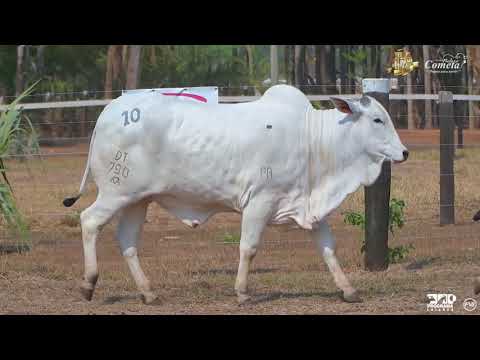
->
left=307, top=107, right=368, bottom=184
left=305, top=107, right=383, bottom=223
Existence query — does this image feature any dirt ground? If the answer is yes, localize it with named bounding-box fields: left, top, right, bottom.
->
left=1, top=129, right=480, bottom=315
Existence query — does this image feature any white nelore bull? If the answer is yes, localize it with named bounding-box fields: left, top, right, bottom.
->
left=64, top=85, right=408, bottom=305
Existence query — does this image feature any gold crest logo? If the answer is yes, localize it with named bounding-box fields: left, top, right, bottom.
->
left=387, top=49, right=419, bottom=76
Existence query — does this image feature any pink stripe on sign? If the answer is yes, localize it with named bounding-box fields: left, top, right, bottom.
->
left=161, top=92, right=208, bottom=103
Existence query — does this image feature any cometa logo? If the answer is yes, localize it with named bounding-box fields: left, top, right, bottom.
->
left=425, top=53, right=467, bottom=74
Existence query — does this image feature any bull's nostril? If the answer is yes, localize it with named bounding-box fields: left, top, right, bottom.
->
left=403, top=150, right=409, bottom=161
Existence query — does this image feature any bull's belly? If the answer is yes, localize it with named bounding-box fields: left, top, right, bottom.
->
left=151, top=192, right=237, bottom=228
left=151, top=191, right=300, bottom=229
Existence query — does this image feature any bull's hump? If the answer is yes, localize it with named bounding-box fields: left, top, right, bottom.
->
left=260, top=85, right=312, bottom=110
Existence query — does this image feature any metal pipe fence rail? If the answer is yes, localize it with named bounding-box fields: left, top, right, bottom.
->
left=3, top=93, right=480, bottom=111
left=3, top=83, right=480, bottom=99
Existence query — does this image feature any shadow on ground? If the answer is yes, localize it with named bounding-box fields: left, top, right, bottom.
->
left=103, top=294, right=140, bottom=305
left=247, top=290, right=342, bottom=305
left=192, top=267, right=278, bottom=276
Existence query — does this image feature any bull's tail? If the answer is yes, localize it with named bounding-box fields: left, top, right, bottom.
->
left=63, top=129, right=97, bottom=207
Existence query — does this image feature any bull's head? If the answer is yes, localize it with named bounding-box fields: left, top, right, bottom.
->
left=330, top=95, right=409, bottom=163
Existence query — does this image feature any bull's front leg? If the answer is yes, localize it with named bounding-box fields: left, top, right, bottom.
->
left=311, top=220, right=362, bottom=303
left=235, top=202, right=271, bottom=305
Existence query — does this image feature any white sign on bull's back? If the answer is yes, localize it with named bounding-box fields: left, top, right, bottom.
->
left=122, top=87, right=219, bottom=104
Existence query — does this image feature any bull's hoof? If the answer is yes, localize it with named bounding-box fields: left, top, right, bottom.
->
left=342, top=289, right=363, bottom=303
left=237, top=293, right=252, bottom=305
left=474, top=278, right=480, bottom=295
left=80, top=287, right=94, bottom=301
left=141, top=292, right=161, bottom=305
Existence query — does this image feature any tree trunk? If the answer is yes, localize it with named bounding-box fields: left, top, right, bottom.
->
left=284, top=45, right=290, bottom=85
left=290, top=45, right=296, bottom=85
left=112, top=46, right=122, bottom=87
left=315, top=45, right=329, bottom=95
left=270, top=45, right=278, bottom=85
left=306, top=46, right=315, bottom=85
left=294, top=45, right=305, bottom=88
left=349, top=45, right=356, bottom=93
left=125, top=45, right=142, bottom=90
left=16, top=45, right=25, bottom=96
left=150, top=46, right=157, bottom=67
left=404, top=46, right=414, bottom=127
left=315, top=46, right=321, bottom=94
left=339, top=45, right=348, bottom=94
left=105, top=45, right=124, bottom=98
left=37, top=45, right=46, bottom=75
left=406, top=71, right=414, bottom=129
left=105, top=46, right=115, bottom=98
left=467, top=46, right=480, bottom=129
left=326, top=45, right=336, bottom=94
left=122, top=45, right=129, bottom=81
left=422, top=45, right=433, bottom=129
left=245, top=45, right=254, bottom=79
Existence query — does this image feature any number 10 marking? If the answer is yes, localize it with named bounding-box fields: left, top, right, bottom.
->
left=122, top=108, right=141, bottom=126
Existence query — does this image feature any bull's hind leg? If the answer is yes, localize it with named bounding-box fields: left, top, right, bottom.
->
left=115, top=199, right=158, bottom=305
left=80, top=194, right=130, bottom=301
left=235, top=203, right=271, bottom=304
left=311, top=220, right=362, bottom=303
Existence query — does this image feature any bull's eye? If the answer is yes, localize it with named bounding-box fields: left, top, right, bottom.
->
left=373, top=118, right=384, bottom=124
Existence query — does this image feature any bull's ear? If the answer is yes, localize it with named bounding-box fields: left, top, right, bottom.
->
left=330, top=97, right=360, bottom=114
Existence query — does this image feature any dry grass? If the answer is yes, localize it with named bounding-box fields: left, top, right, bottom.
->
left=1, top=137, right=480, bottom=314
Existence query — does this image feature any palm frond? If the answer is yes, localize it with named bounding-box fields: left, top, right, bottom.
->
left=0, top=80, right=40, bottom=245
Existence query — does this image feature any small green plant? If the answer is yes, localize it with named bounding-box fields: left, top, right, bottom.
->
left=389, top=198, right=406, bottom=234
left=222, top=232, right=241, bottom=244
left=343, top=198, right=414, bottom=264
left=388, top=243, right=415, bottom=263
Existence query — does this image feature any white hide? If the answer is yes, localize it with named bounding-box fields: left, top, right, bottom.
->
left=83, top=85, right=405, bottom=230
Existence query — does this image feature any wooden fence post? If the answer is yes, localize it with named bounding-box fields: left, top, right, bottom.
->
left=439, top=91, right=455, bottom=225
left=362, top=78, right=391, bottom=271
